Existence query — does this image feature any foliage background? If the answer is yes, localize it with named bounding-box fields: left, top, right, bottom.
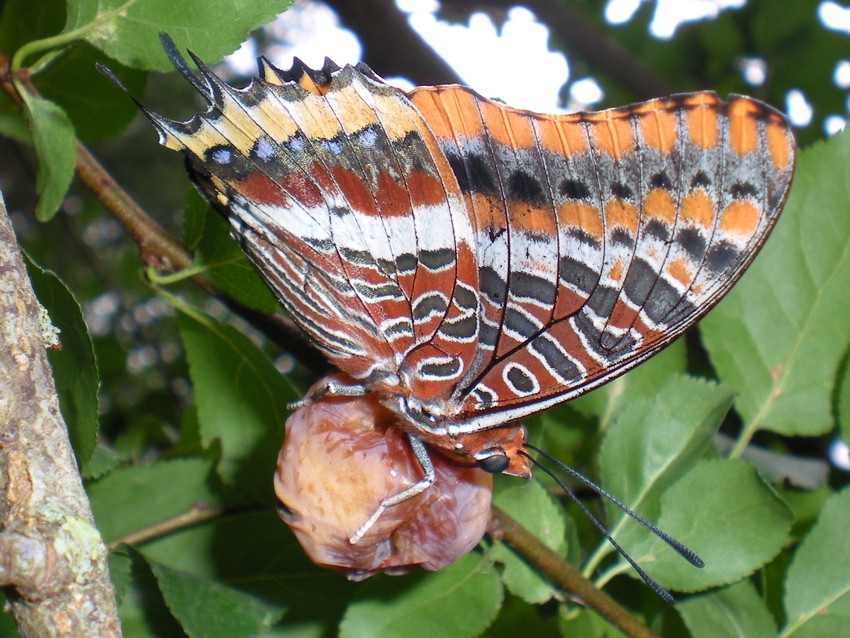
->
left=1, top=0, right=850, bottom=636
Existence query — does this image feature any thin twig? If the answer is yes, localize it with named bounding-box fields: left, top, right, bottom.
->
left=107, top=503, right=227, bottom=549
left=489, top=505, right=659, bottom=638
left=74, top=142, right=197, bottom=273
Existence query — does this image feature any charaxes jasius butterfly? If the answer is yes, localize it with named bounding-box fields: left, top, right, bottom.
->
left=102, top=34, right=794, bottom=592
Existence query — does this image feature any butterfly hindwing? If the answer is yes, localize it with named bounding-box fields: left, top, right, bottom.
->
left=409, top=87, right=794, bottom=427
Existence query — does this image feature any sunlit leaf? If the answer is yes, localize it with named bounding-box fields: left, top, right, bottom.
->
left=598, top=375, right=732, bottom=549
left=782, top=486, right=850, bottom=638
left=678, top=579, right=777, bottom=638
left=340, top=554, right=502, bottom=638
left=702, top=127, right=850, bottom=438
left=625, top=459, right=793, bottom=592
left=22, top=94, right=75, bottom=220
left=64, top=0, right=290, bottom=70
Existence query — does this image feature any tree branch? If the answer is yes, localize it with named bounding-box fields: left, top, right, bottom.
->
left=0, top=192, right=121, bottom=637
left=489, top=506, right=658, bottom=638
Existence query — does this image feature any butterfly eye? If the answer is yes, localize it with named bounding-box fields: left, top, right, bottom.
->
left=475, top=448, right=510, bottom=474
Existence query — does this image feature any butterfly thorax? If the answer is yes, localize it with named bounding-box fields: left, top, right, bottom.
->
left=380, top=389, right=531, bottom=477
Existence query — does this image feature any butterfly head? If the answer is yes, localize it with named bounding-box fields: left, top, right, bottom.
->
left=458, top=424, right=531, bottom=478
left=391, top=393, right=531, bottom=477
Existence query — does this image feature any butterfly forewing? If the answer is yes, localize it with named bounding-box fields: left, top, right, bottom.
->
left=146, top=61, right=483, bottom=394
left=408, top=87, right=794, bottom=428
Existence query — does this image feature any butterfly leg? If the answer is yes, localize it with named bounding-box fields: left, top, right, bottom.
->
left=349, top=433, right=435, bottom=544
left=287, top=380, right=368, bottom=411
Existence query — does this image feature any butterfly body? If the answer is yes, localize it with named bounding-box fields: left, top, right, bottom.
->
left=140, top=53, right=793, bottom=484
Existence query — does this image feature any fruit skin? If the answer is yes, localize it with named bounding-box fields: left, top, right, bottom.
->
left=274, top=376, right=493, bottom=580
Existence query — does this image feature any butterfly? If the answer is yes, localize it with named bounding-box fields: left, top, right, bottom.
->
left=100, top=35, right=794, bottom=589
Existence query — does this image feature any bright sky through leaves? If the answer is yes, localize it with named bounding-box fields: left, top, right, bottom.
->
left=226, top=1, right=848, bottom=135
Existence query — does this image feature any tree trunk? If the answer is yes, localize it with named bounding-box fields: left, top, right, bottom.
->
left=0, top=191, right=121, bottom=637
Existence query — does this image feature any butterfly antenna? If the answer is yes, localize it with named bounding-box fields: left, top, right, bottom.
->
left=522, top=445, right=703, bottom=604
left=524, top=444, right=703, bottom=568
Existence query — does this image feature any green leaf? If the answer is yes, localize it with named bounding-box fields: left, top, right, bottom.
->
left=597, top=375, right=732, bottom=550
left=37, top=43, right=148, bottom=141
left=88, top=458, right=219, bottom=542
left=701, top=127, right=850, bottom=439
left=22, top=94, right=76, bottom=220
left=182, top=189, right=279, bottom=314
left=624, top=459, right=793, bottom=592
left=491, top=480, right=568, bottom=604
left=25, top=256, right=99, bottom=468
left=485, top=594, right=560, bottom=636
left=140, top=511, right=355, bottom=635
left=82, top=443, right=126, bottom=480
left=0, top=109, right=31, bottom=143
left=178, top=312, right=295, bottom=499
left=678, top=579, right=777, bottom=638
left=782, top=486, right=850, bottom=638
left=108, top=547, right=133, bottom=606
left=149, top=560, right=284, bottom=637
left=340, top=554, right=503, bottom=638
left=560, top=608, right=627, bottom=638
left=0, top=592, right=20, bottom=638
left=63, top=0, right=290, bottom=71
left=0, top=0, right=65, bottom=57
left=117, top=550, right=184, bottom=637
left=570, top=338, right=686, bottom=421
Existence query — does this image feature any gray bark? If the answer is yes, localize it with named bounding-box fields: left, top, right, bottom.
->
left=0, top=191, right=121, bottom=637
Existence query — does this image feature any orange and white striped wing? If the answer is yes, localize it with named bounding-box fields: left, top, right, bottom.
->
left=409, top=87, right=794, bottom=430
